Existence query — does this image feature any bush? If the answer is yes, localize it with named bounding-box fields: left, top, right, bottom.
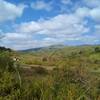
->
left=0, top=72, right=21, bottom=100
left=51, top=66, right=100, bottom=100
left=94, top=47, right=100, bottom=53
left=0, top=53, right=14, bottom=73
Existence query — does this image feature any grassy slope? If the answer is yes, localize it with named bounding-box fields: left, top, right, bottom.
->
left=19, top=45, right=100, bottom=99
left=0, top=45, right=100, bottom=99
left=19, top=45, right=100, bottom=66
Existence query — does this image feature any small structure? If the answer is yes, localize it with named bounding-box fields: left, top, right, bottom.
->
left=13, top=57, right=19, bottom=62
left=13, top=57, right=21, bottom=87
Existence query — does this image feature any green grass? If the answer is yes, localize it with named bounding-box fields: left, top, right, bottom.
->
left=0, top=45, right=100, bottom=100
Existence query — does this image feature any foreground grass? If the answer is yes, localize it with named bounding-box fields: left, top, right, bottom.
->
left=0, top=46, right=100, bottom=100
left=0, top=66, right=100, bottom=100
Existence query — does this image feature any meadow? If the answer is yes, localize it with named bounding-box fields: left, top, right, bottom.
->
left=0, top=45, right=100, bottom=100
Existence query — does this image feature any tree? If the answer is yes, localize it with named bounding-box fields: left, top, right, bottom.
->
left=95, top=47, right=100, bottom=53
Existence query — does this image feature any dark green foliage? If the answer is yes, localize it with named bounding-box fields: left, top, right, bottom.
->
left=0, top=54, right=14, bottom=72
left=0, top=72, right=20, bottom=98
left=0, top=46, right=12, bottom=52
left=94, top=47, right=100, bottom=53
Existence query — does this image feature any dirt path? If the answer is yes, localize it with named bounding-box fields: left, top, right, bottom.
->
left=21, top=64, right=56, bottom=71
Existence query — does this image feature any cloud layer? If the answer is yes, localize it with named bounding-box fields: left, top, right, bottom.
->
left=0, top=0, right=25, bottom=22
left=0, top=0, right=100, bottom=50
left=31, top=1, right=52, bottom=11
left=0, top=13, right=91, bottom=50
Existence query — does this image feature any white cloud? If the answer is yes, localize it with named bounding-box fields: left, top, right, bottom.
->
left=81, top=0, right=100, bottom=21
left=79, top=35, right=100, bottom=44
left=16, top=21, right=42, bottom=33
left=75, top=6, right=100, bottom=22
left=0, top=32, right=63, bottom=50
left=61, top=0, right=71, bottom=5
left=0, top=0, right=26, bottom=22
left=0, top=32, right=33, bottom=50
left=1, top=0, right=100, bottom=50
left=95, top=25, right=100, bottom=30
left=4, top=33, right=31, bottom=40
left=83, top=0, right=100, bottom=7
left=16, top=14, right=89, bottom=36
left=31, top=1, right=52, bottom=11
left=90, top=7, right=100, bottom=21
left=75, top=7, right=90, bottom=18
left=94, top=25, right=100, bottom=37
left=2, top=13, right=89, bottom=50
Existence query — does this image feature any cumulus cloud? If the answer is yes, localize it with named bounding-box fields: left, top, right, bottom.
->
left=1, top=13, right=89, bottom=50
left=0, top=0, right=26, bottom=22
left=16, top=14, right=89, bottom=36
left=90, top=7, right=100, bottom=21
left=0, top=32, right=34, bottom=50
left=75, top=6, right=100, bottom=22
left=83, top=0, right=100, bottom=7
left=61, top=0, right=72, bottom=5
left=94, top=25, right=100, bottom=37
left=80, top=0, right=100, bottom=22
left=75, top=7, right=90, bottom=18
left=31, top=1, right=52, bottom=11
left=0, top=32, right=64, bottom=50
left=0, top=0, right=100, bottom=50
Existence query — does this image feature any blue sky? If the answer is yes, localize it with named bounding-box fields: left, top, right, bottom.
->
left=0, top=0, right=100, bottom=50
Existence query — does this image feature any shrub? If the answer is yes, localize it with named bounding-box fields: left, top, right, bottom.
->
left=0, top=72, right=21, bottom=100
left=0, top=54, right=14, bottom=73
left=94, top=47, right=100, bottom=53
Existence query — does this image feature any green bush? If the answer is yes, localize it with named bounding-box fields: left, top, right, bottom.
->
left=0, top=72, right=21, bottom=100
left=0, top=53, right=14, bottom=73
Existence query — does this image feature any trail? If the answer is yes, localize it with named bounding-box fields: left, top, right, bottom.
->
left=21, top=64, right=56, bottom=71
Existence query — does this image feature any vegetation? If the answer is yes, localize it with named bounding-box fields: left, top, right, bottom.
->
left=0, top=45, right=100, bottom=100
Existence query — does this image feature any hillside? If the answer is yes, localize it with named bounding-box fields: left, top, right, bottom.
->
left=0, top=45, right=100, bottom=100
left=19, top=45, right=100, bottom=66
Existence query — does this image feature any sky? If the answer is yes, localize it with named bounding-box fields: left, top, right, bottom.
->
left=0, top=0, right=100, bottom=50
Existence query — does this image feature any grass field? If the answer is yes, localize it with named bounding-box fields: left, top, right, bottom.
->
left=0, top=45, right=100, bottom=100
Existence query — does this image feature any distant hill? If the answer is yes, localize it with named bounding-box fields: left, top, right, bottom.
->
left=18, top=44, right=100, bottom=67
left=19, top=44, right=65, bottom=52
left=19, top=44, right=100, bottom=53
